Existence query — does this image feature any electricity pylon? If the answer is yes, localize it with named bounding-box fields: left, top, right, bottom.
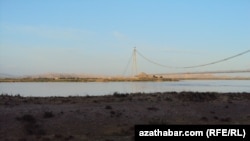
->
left=132, top=47, right=138, bottom=76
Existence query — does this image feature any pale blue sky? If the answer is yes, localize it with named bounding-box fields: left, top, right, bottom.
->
left=0, top=0, right=249, bottom=76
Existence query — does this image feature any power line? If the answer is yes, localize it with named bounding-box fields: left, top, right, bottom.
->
left=154, top=69, right=250, bottom=75
left=136, top=50, right=177, bottom=68
left=122, top=52, right=133, bottom=76
left=183, top=49, right=250, bottom=68
left=136, top=49, right=250, bottom=69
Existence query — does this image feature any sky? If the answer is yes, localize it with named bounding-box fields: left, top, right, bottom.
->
left=0, top=0, right=250, bottom=76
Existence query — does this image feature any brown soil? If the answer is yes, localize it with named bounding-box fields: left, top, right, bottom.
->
left=1, top=92, right=250, bottom=141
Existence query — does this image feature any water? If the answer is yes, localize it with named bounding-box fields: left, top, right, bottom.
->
left=0, top=80, right=249, bottom=97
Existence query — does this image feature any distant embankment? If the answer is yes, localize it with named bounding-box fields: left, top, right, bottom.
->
left=1, top=72, right=249, bottom=82
left=0, top=77, right=176, bottom=82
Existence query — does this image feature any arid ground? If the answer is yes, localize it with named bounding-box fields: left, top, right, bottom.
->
left=1, top=92, right=250, bottom=141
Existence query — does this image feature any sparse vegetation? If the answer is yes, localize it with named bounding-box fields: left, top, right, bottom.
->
left=43, top=111, right=54, bottom=118
left=110, top=110, right=122, bottom=118
left=200, top=117, right=208, bottom=121
left=16, top=114, right=36, bottom=123
left=147, top=107, right=159, bottom=111
left=148, top=117, right=169, bottom=125
left=16, top=114, right=46, bottom=135
left=220, top=117, right=231, bottom=122
left=0, top=76, right=179, bottom=82
left=113, top=92, right=129, bottom=97
left=177, top=92, right=219, bottom=102
left=1, top=92, right=250, bottom=141
left=105, top=105, right=112, bottom=110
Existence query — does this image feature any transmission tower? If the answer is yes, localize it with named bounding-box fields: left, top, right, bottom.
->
left=132, top=47, right=138, bottom=76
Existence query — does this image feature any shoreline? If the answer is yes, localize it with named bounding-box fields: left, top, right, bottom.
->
left=0, top=77, right=178, bottom=82
left=1, top=92, right=250, bottom=141
left=1, top=91, right=250, bottom=97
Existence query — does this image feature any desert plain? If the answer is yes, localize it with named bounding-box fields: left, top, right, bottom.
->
left=0, top=92, right=250, bottom=141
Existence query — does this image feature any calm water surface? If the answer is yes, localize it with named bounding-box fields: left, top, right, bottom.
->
left=0, top=80, right=249, bottom=97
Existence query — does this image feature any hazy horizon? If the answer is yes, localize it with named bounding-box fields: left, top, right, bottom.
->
left=1, top=0, right=249, bottom=76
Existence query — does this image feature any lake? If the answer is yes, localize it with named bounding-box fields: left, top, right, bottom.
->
left=0, top=80, right=250, bottom=97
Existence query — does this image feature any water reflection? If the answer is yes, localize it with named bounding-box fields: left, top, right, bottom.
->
left=0, top=80, right=249, bottom=97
